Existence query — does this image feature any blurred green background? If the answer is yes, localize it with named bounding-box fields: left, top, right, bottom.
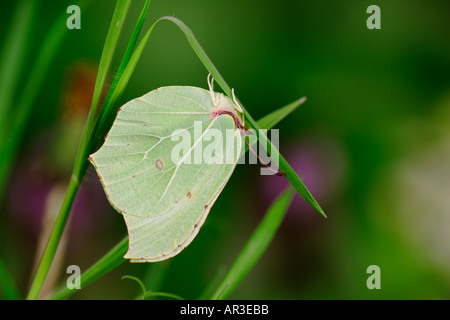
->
left=1, top=0, right=450, bottom=299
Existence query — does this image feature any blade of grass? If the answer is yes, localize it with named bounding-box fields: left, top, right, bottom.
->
left=257, top=97, right=307, bottom=130
left=210, top=188, right=295, bottom=300
left=26, top=0, right=132, bottom=300
left=243, top=97, right=307, bottom=155
left=0, top=257, right=21, bottom=300
left=50, top=237, right=128, bottom=300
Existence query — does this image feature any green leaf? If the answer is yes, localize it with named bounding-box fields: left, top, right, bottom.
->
left=241, top=97, right=307, bottom=154
left=210, top=188, right=295, bottom=300
left=256, top=97, right=307, bottom=129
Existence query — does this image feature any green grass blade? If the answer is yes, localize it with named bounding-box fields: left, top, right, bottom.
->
left=0, top=257, right=21, bottom=300
left=0, top=0, right=38, bottom=138
left=256, top=97, right=307, bottom=129
left=210, top=188, right=295, bottom=300
left=27, top=0, right=132, bottom=300
left=50, top=237, right=128, bottom=300
left=240, top=97, right=308, bottom=154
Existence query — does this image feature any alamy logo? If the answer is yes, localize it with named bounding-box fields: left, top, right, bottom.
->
left=66, top=265, right=81, bottom=290
left=366, top=265, right=381, bottom=289
left=67, top=5, right=81, bottom=30
left=366, top=5, right=381, bottom=30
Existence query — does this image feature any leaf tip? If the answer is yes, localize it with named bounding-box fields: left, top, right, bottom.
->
left=317, top=206, right=327, bottom=218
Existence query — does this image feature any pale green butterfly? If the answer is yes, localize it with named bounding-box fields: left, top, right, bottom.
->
left=89, top=74, right=247, bottom=262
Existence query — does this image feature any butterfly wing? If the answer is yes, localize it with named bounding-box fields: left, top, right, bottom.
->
left=90, top=86, right=243, bottom=262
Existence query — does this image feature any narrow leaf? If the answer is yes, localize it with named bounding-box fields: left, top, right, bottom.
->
left=257, top=97, right=307, bottom=129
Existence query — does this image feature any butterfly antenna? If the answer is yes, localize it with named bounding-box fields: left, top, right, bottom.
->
left=207, top=73, right=217, bottom=106
left=242, top=135, right=284, bottom=176
left=231, top=88, right=244, bottom=113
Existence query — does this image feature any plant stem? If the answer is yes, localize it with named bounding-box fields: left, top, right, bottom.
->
left=26, top=175, right=80, bottom=300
